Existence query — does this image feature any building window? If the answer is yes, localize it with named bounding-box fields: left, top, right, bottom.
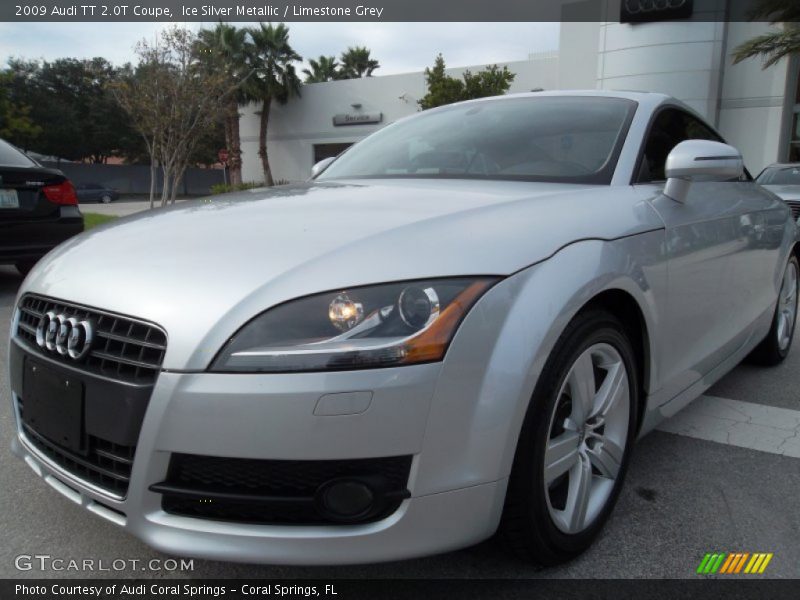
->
left=314, top=143, right=353, bottom=164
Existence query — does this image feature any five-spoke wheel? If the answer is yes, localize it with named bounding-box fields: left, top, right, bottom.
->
left=749, top=255, right=799, bottom=365
left=544, top=343, right=630, bottom=534
left=500, top=309, right=638, bottom=564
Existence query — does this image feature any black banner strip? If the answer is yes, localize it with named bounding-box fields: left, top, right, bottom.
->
left=3, top=579, right=800, bottom=600
left=0, top=0, right=795, bottom=23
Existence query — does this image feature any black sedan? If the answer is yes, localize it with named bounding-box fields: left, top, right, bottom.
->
left=0, top=138, right=84, bottom=275
left=75, top=182, right=119, bottom=204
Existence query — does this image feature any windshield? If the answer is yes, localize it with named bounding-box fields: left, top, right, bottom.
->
left=318, top=96, right=637, bottom=185
left=757, top=166, right=800, bottom=186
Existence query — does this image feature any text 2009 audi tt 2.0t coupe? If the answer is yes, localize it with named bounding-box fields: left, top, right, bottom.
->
left=7, top=91, right=799, bottom=565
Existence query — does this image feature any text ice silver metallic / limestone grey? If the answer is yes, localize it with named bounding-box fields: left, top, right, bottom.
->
left=6, top=91, right=799, bottom=565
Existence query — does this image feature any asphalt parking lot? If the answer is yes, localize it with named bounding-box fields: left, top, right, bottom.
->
left=1, top=264, right=798, bottom=580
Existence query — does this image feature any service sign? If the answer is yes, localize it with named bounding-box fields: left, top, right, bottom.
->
left=332, top=113, right=383, bottom=126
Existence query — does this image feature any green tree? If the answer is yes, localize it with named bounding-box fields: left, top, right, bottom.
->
left=189, top=117, right=227, bottom=167
left=339, top=46, right=380, bottom=78
left=0, top=71, right=40, bottom=142
left=418, top=54, right=516, bottom=110
left=418, top=54, right=466, bottom=110
left=463, top=64, right=516, bottom=99
left=247, top=23, right=302, bottom=186
left=303, top=55, right=340, bottom=83
left=109, top=59, right=170, bottom=206
left=732, top=0, right=800, bottom=68
left=4, top=57, right=136, bottom=162
left=195, top=23, right=252, bottom=186
left=111, top=27, right=234, bottom=207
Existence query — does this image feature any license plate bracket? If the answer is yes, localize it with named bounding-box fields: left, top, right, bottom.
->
left=22, top=359, right=85, bottom=453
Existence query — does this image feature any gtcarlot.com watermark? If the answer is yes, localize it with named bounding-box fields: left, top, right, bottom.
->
left=14, top=554, right=194, bottom=572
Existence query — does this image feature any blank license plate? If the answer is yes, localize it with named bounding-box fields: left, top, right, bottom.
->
left=23, top=359, right=85, bottom=453
left=0, top=188, right=19, bottom=209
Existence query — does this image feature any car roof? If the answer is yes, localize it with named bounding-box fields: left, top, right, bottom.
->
left=457, top=89, right=672, bottom=107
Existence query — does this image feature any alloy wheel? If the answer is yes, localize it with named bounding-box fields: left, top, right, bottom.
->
left=777, top=259, right=798, bottom=352
left=543, top=343, right=630, bottom=535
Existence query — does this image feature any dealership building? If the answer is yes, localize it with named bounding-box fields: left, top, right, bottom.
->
left=240, top=14, right=800, bottom=183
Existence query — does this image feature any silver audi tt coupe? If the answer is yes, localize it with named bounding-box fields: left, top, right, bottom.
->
left=7, top=91, right=799, bottom=565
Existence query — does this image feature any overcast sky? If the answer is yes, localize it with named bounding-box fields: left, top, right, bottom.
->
left=0, top=22, right=559, bottom=75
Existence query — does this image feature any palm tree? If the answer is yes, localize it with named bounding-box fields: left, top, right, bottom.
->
left=248, top=23, right=302, bottom=186
left=303, top=55, right=340, bottom=83
left=339, top=46, right=380, bottom=79
left=732, top=0, right=800, bottom=68
left=195, top=24, right=251, bottom=186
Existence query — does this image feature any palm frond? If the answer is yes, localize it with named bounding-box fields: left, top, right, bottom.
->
left=732, top=27, right=800, bottom=68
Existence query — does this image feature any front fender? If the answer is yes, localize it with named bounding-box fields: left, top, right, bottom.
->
left=413, top=232, right=666, bottom=498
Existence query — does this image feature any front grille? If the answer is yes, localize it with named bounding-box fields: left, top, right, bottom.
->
left=15, top=295, right=167, bottom=384
left=18, top=397, right=135, bottom=497
left=785, top=200, right=800, bottom=221
left=154, top=454, right=413, bottom=525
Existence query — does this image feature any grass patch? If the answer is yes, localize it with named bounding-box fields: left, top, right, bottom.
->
left=83, top=213, right=119, bottom=230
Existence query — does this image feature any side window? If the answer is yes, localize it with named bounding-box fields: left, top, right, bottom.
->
left=636, top=108, right=721, bottom=183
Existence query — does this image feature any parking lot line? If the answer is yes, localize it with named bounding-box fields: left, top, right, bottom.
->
left=657, top=394, right=800, bottom=458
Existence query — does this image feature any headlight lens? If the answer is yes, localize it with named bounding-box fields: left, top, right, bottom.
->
left=211, top=277, right=497, bottom=373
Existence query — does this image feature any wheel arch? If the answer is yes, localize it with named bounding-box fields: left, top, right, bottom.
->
left=412, top=236, right=667, bottom=499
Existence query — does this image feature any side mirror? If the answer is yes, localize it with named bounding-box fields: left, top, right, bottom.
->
left=311, top=157, right=336, bottom=179
left=663, top=140, right=743, bottom=203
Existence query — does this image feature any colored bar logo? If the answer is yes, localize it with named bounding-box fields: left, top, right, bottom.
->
left=697, top=552, right=773, bottom=574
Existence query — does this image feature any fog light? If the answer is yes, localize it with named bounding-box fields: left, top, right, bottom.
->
left=317, top=479, right=374, bottom=519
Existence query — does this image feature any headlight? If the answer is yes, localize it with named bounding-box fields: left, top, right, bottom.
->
left=211, top=277, right=498, bottom=373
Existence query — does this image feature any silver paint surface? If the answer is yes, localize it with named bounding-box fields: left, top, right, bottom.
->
left=7, top=91, right=798, bottom=564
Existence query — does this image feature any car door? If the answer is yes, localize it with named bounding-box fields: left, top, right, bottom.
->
left=633, top=108, right=783, bottom=402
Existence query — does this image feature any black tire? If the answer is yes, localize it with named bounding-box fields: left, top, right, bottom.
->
left=747, top=255, right=799, bottom=366
left=15, top=260, right=38, bottom=276
left=499, top=309, right=639, bottom=565
left=100, top=194, right=112, bottom=204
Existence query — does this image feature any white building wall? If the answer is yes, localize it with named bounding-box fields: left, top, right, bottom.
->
left=557, top=21, right=601, bottom=89
left=241, top=57, right=559, bottom=183
left=240, top=72, right=424, bottom=184
left=594, top=19, right=726, bottom=119
left=241, top=11, right=795, bottom=182
left=564, top=8, right=793, bottom=173
left=717, top=22, right=793, bottom=173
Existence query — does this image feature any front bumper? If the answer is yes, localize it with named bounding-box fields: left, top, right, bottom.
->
left=8, top=337, right=508, bottom=564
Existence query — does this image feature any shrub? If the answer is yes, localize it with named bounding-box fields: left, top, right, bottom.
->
left=210, top=181, right=264, bottom=195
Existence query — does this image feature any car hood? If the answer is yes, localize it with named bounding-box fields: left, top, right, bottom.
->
left=21, top=179, right=661, bottom=369
left=762, top=184, right=800, bottom=201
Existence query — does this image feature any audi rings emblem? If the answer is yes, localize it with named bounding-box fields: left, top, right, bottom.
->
left=623, top=0, right=687, bottom=13
left=35, top=311, right=95, bottom=361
